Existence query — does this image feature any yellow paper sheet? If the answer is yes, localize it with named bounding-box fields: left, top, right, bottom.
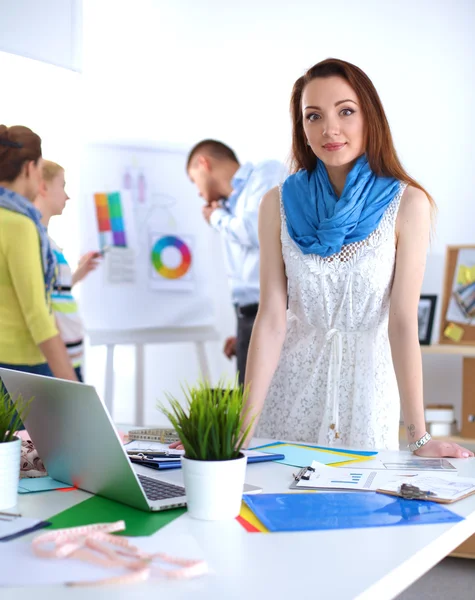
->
left=444, top=322, right=465, bottom=343
left=240, top=502, right=268, bottom=532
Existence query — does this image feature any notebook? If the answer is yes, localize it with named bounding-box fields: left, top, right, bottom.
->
left=125, top=442, right=285, bottom=470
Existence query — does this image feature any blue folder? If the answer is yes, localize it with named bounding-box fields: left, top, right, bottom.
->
left=130, top=458, right=182, bottom=470
left=246, top=453, right=285, bottom=464
left=243, top=493, right=463, bottom=532
left=130, top=452, right=285, bottom=472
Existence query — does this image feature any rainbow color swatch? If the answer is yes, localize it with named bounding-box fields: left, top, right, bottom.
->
left=94, top=192, right=127, bottom=249
left=151, top=235, right=192, bottom=280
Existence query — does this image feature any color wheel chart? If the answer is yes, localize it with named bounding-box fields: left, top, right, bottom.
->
left=94, top=192, right=127, bottom=250
left=151, top=235, right=192, bottom=280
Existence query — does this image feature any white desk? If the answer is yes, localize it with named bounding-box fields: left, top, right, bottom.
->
left=4, top=447, right=475, bottom=600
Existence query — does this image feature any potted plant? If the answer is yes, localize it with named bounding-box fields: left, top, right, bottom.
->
left=159, top=380, right=254, bottom=521
left=0, top=389, right=31, bottom=510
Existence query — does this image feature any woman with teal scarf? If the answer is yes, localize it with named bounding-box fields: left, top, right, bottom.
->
left=0, top=125, right=78, bottom=388
left=242, top=59, right=472, bottom=459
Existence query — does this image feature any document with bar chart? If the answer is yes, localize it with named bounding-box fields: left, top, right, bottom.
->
left=290, top=461, right=414, bottom=492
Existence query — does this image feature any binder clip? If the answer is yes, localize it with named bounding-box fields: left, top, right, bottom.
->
left=398, top=483, right=437, bottom=500
left=293, top=466, right=315, bottom=481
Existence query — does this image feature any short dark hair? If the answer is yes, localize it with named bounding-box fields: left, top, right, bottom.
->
left=186, top=139, right=239, bottom=170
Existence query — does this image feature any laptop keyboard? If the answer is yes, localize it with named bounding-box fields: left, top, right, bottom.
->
left=137, top=474, right=185, bottom=501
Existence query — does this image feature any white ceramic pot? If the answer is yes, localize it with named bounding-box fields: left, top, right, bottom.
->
left=182, top=453, right=247, bottom=520
left=0, top=436, right=21, bottom=510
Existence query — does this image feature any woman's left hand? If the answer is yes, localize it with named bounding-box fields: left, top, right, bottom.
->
left=414, top=439, right=474, bottom=458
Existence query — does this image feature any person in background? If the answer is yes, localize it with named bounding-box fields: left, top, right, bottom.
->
left=34, top=160, right=100, bottom=382
left=242, top=58, right=473, bottom=459
left=0, top=125, right=77, bottom=382
left=187, top=140, right=286, bottom=385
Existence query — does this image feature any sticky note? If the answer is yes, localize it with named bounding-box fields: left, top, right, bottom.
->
left=444, top=322, right=465, bottom=343
left=457, top=265, right=475, bottom=286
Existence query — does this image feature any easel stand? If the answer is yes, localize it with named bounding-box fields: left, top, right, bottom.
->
left=88, top=326, right=219, bottom=425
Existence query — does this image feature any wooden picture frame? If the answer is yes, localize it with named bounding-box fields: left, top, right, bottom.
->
left=418, top=295, right=437, bottom=345
left=440, top=245, right=475, bottom=346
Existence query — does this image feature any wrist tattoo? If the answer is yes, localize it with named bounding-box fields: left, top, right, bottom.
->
left=407, top=424, right=416, bottom=439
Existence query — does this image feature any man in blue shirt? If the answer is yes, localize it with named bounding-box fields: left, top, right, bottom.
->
left=187, top=139, right=286, bottom=385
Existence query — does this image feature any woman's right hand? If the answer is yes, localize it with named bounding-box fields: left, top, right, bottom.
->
left=169, top=440, right=184, bottom=450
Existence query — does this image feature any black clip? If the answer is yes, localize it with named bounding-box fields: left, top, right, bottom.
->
left=399, top=483, right=437, bottom=500
left=293, top=466, right=315, bottom=481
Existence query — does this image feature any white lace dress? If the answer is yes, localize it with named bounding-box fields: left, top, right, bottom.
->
left=256, top=184, right=407, bottom=450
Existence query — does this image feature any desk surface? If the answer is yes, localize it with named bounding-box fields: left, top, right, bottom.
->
left=4, top=445, right=475, bottom=600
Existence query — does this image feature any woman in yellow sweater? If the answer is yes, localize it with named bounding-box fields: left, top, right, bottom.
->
left=0, top=125, right=77, bottom=383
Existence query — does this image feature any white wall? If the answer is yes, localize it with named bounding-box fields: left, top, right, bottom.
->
left=7, top=0, right=471, bottom=428
left=0, top=0, right=82, bottom=71
left=0, top=51, right=82, bottom=255
left=81, top=0, right=475, bottom=427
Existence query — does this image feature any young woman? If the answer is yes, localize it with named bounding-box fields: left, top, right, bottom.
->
left=0, top=125, right=77, bottom=382
left=243, top=59, right=473, bottom=458
left=34, top=160, right=100, bottom=382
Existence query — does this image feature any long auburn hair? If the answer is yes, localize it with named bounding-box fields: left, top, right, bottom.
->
left=290, top=58, right=434, bottom=208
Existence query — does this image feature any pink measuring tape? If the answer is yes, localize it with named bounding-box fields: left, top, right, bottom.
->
left=32, top=521, right=208, bottom=586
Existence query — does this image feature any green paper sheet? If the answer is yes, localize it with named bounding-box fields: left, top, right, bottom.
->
left=48, top=495, right=186, bottom=536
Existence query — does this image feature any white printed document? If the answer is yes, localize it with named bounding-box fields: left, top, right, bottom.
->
left=291, top=461, right=413, bottom=492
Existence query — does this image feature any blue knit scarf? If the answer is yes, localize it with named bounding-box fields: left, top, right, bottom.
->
left=282, top=155, right=401, bottom=257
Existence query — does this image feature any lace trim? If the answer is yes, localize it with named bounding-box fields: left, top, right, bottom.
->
left=280, top=182, right=406, bottom=273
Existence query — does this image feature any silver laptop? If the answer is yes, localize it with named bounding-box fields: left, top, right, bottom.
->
left=0, top=368, right=186, bottom=512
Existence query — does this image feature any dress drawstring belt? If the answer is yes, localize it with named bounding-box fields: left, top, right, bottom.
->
left=326, top=328, right=343, bottom=441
